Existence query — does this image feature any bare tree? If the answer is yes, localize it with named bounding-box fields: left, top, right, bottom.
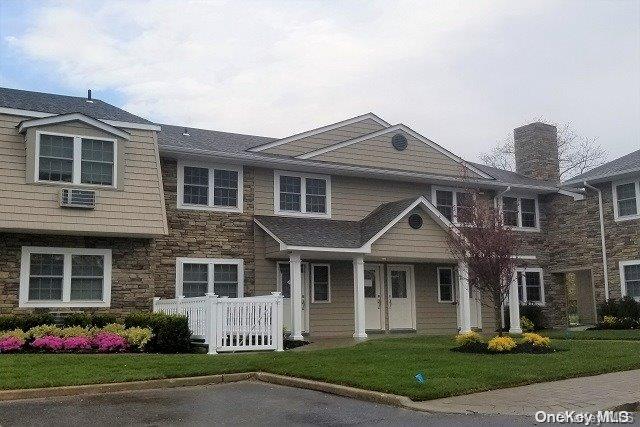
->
left=447, top=194, right=522, bottom=334
left=480, top=119, right=608, bottom=180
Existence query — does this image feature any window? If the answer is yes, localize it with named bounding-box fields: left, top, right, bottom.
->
left=176, top=258, right=244, bottom=298
left=277, top=263, right=291, bottom=298
left=274, top=171, right=331, bottom=217
left=613, top=179, right=640, bottom=221
left=432, top=187, right=473, bottom=223
left=437, top=267, right=454, bottom=303
left=19, top=247, right=112, bottom=308
left=177, top=161, right=243, bottom=212
left=311, top=264, right=330, bottom=303
left=620, top=260, right=640, bottom=300
left=515, top=268, right=544, bottom=304
left=364, top=269, right=377, bottom=298
left=36, top=132, right=116, bottom=187
left=501, top=195, right=539, bottom=230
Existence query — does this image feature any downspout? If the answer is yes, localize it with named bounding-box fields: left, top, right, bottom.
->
left=583, top=181, right=609, bottom=300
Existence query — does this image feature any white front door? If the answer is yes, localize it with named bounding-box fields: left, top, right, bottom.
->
left=469, top=286, right=482, bottom=328
left=364, top=264, right=384, bottom=330
left=387, top=265, right=415, bottom=330
left=278, top=262, right=310, bottom=333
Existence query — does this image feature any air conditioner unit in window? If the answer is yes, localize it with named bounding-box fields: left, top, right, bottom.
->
left=60, top=188, right=96, bottom=209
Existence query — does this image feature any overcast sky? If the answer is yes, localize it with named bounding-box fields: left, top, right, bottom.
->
left=1, top=0, right=638, bottom=161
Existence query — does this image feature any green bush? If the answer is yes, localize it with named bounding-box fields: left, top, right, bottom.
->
left=503, top=304, right=545, bottom=331
left=124, top=312, right=191, bottom=353
left=599, top=297, right=640, bottom=321
left=0, top=314, right=55, bottom=331
left=61, top=313, right=117, bottom=328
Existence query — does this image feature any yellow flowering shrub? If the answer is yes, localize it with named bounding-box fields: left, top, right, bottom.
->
left=487, top=336, right=517, bottom=352
left=602, top=316, right=618, bottom=327
left=0, top=328, right=28, bottom=341
left=101, top=323, right=126, bottom=336
left=521, top=332, right=551, bottom=348
left=61, top=326, right=93, bottom=338
left=124, top=327, right=153, bottom=350
left=27, top=324, right=63, bottom=339
left=454, top=331, right=483, bottom=346
left=520, top=316, right=535, bottom=332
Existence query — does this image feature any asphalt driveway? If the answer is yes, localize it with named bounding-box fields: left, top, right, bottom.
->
left=0, top=381, right=531, bottom=426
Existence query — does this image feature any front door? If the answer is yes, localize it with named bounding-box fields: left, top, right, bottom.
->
left=387, top=265, right=415, bottom=330
left=364, top=264, right=384, bottom=330
left=278, top=262, right=310, bottom=333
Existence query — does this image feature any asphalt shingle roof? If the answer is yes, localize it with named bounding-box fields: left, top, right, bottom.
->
left=0, top=87, right=154, bottom=125
left=467, top=162, right=557, bottom=188
left=158, top=123, right=276, bottom=154
left=565, top=149, right=640, bottom=184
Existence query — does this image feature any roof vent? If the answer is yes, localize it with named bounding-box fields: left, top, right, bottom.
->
left=391, top=133, right=407, bottom=151
left=182, top=127, right=190, bottom=136
left=60, top=188, right=96, bottom=209
left=86, top=89, right=93, bottom=103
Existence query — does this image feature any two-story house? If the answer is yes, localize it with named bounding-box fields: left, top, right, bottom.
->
left=0, top=87, right=636, bottom=341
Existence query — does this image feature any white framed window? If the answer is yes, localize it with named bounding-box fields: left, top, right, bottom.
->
left=620, top=260, right=640, bottom=301
left=35, top=131, right=117, bottom=188
left=612, top=179, right=640, bottom=221
left=177, top=161, right=243, bottom=212
left=311, top=264, right=331, bottom=303
left=500, top=195, right=540, bottom=231
left=175, top=258, right=244, bottom=298
left=437, top=267, right=454, bottom=303
left=19, top=247, right=112, bottom=308
left=515, top=267, right=545, bottom=304
left=432, top=187, right=473, bottom=224
left=274, top=171, right=331, bottom=218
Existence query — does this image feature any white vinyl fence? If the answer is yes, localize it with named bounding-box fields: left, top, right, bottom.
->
left=153, top=293, right=284, bottom=354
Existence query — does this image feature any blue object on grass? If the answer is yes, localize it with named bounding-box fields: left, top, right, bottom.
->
left=414, top=372, right=426, bottom=384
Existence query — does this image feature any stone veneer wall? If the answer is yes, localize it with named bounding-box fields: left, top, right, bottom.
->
left=0, top=233, right=155, bottom=315
left=149, top=157, right=256, bottom=299
left=514, top=122, right=560, bottom=183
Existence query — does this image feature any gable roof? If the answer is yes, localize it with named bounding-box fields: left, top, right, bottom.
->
left=247, top=113, right=390, bottom=153
left=564, top=149, right=640, bottom=185
left=17, top=113, right=131, bottom=140
left=254, top=196, right=453, bottom=252
left=159, top=123, right=276, bottom=154
left=0, top=87, right=155, bottom=127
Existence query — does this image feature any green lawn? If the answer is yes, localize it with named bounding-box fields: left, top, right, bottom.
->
left=2, top=336, right=640, bottom=401
left=544, top=329, right=640, bottom=341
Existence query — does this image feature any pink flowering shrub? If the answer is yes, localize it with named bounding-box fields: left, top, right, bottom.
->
left=32, top=335, right=64, bottom=352
left=0, top=336, right=24, bottom=352
left=63, top=336, right=92, bottom=352
left=93, top=332, right=128, bottom=353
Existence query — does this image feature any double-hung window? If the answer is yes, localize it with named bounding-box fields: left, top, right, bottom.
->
left=19, top=247, right=112, bottom=308
left=437, top=267, right=454, bottom=303
left=176, top=258, right=244, bottom=298
left=36, top=132, right=116, bottom=187
left=501, top=195, right=539, bottom=230
left=433, top=187, right=472, bottom=223
left=515, top=268, right=544, bottom=304
left=177, top=162, right=243, bottom=212
left=613, top=179, right=640, bottom=221
left=311, top=264, right=330, bottom=303
left=620, top=260, right=640, bottom=300
left=274, top=171, right=331, bottom=217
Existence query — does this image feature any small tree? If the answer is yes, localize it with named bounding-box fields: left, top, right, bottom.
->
left=447, top=193, right=521, bottom=334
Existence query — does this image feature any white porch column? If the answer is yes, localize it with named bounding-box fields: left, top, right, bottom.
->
left=352, top=255, right=367, bottom=340
left=289, top=252, right=304, bottom=341
left=457, top=261, right=472, bottom=333
left=509, top=272, right=522, bottom=334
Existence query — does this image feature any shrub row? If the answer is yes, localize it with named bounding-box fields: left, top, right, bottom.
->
left=0, top=313, right=117, bottom=331
left=598, top=297, right=640, bottom=323
left=453, top=331, right=553, bottom=354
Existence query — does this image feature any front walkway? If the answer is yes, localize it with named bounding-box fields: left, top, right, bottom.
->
left=413, top=369, right=640, bottom=415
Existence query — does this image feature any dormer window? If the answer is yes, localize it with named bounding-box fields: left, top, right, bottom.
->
left=36, top=131, right=116, bottom=187
left=274, top=171, right=331, bottom=218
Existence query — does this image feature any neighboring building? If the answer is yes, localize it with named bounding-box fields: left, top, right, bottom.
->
left=0, top=87, right=636, bottom=339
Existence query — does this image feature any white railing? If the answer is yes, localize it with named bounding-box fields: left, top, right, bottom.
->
left=153, top=293, right=284, bottom=354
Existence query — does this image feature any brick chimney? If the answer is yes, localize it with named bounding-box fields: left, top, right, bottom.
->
left=514, top=122, right=560, bottom=183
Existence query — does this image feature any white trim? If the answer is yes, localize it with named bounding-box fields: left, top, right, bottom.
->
left=249, top=113, right=391, bottom=152
left=431, top=186, right=475, bottom=225
left=19, top=246, right=112, bottom=308
left=273, top=170, right=331, bottom=218
left=1, top=106, right=160, bottom=131
left=35, top=130, right=118, bottom=189
left=564, top=167, right=640, bottom=186
left=175, top=257, right=244, bottom=298
left=515, top=267, right=545, bottom=305
left=386, top=264, right=417, bottom=330
left=310, top=263, right=331, bottom=303
left=499, top=193, right=541, bottom=232
left=286, top=246, right=368, bottom=253
left=437, top=266, right=455, bottom=303
left=176, top=160, right=244, bottom=213
left=619, top=260, right=640, bottom=301
left=18, top=113, right=131, bottom=140
left=296, top=124, right=493, bottom=180
left=254, top=218, right=288, bottom=251
left=612, top=178, right=640, bottom=222
left=558, top=188, right=585, bottom=201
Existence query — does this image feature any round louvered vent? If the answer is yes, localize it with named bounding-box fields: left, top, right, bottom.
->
left=391, top=133, right=408, bottom=151
left=408, top=213, right=423, bottom=229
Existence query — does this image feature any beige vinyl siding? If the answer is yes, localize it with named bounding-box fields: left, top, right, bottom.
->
left=414, top=264, right=459, bottom=334
left=370, top=211, right=454, bottom=260
left=254, top=167, right=430, bottom=220
left=263, top=119, right=386, bottom=157
left=313, top=130, right=481, bottom=178
left=308, top=261, right=355, bottom=337
left=253, top=226, right=278, bottom=296
left=0, top=114, right=167, bottom=236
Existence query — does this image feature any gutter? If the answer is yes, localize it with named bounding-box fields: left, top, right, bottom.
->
left=583, top=181, right=609, bottom=300
left=494, top=185, right=512, bottom=209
